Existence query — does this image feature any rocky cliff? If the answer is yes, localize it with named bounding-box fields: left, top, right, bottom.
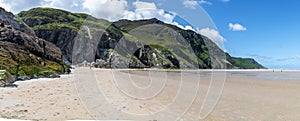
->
left=0, top=7, right=68, bottom=83
left=17, top=7, right=266, bottom=69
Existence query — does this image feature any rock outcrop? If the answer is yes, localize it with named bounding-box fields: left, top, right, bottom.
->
left=0, top=7, right=67, bottom=81
left=0, top=7, right=35, bottom=36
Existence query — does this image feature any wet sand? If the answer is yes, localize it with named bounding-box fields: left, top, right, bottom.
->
left=1, top=68, right=300, bottom=120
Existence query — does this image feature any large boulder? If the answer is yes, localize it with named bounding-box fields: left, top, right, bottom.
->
left=0, top=70, right=13, bottom=87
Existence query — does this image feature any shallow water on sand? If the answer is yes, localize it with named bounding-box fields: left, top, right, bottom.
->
left=229, top=71, right=300, bottom=81
left=127, top=70, right=300, bottom=81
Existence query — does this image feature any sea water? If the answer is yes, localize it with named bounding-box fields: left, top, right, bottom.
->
left=229, top=71, right=300, bottom=81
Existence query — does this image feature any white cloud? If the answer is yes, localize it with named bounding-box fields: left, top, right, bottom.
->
left=0, top=0, right=86, bottom=14
left=294, top=55, right=300, bottom=61
left=198, top=0, right=212, bottom=5
left=183, top=0, right=198, bottom=9
left=277, top=55, right=300, bottom=61
left=41, top=0, right=83, bottom=9
left=0, top=0, right=12, bottom=12
left=171, top=21, right=196, bottom=31
left=83, top=0, right=128, bottom=21
left=184, top=25, right=194, bottom=30
left=183, top=0, right=211, bottom=9
left=133, top=1, right=157, bottom=10
left=39, top=0, right=88, bottom=14
left=229, top=23, right=247, bottom=31
left=249, top=54, right=272, bottom=61
left=199, top=28, right=226, bottom=43
left=122, top=1, right=176, bottom=23
left=0, top=0, right=176, bottom=24
left=220, top=0, right=230, bottom=2
left=296, top=55, right=300, bottom=60
left=82, top=0, right=176, bottom=22
left=41, top=0, right=64, bottom=7
left=123, top=1, right=157, bottom=20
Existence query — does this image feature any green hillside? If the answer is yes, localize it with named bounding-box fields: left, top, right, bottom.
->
left=17, top=7, right=266, bottom=69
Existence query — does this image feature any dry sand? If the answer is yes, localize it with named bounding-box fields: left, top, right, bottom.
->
left=0, top=68, right=300, bottom=121
left=0, top=74, right=92, bottom=120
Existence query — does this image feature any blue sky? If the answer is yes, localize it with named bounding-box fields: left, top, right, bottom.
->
left=199, top=0, right=300, bottom=69
left=0, top=0, right=299, bottom=69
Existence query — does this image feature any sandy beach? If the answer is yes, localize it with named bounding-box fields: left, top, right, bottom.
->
left=1, top=68, right=300, bottom=120
left=0, top=73, right=92, bottom=120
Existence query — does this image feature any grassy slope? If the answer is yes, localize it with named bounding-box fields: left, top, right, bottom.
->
left=226, top=53, right=266, bottom=69
left=0, top=41, right=66, bottom=77
left=18, top=8, right=266, bottom=69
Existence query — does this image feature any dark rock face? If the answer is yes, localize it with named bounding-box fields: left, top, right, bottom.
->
left=131, top=45, right=180, bottom=68
left=0, top=7, right=35, bottom=36
left=0, top=7, right=66, bottom=78
left=34, top=28, right=78, bottom=63
left=0, top=26, right=62, bottom=63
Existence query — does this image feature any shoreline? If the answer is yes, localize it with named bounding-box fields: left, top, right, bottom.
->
left=1, top=68, right=300, bottom=120
left=4, top=68, right=299, bottom=86
left=74, top=67, right=300, bottom=72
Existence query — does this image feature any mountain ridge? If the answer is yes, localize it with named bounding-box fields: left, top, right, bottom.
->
left=16, top=7, right=266, bottom=69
